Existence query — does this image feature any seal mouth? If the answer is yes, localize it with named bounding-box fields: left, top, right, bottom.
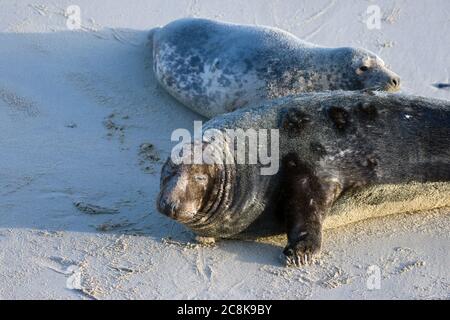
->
left=365, top=84, right=401, bottom=93
left=157, top=198, right=196, bottom=222
left=156, top=187, right=199, bottom=223
left=384, top=84, right=401, bottom=93
left=172, top=212, right=196, bottom=223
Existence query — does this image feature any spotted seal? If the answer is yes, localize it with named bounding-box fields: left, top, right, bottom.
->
left=156, top=91, right=450, bottom=266
left=150, top=18, right=401, bottom=118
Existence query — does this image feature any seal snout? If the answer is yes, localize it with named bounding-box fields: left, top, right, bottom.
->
left=388, top=74, right=401, bottom=92
left=367, top=68, right=401, bottom=92
left=157, top=195, right=195, bottom=222
left=390, top=76, right=400, bottom=88
left=378, top=66, right=401, bottom=92
left=157, top=195, right=178, bottom=218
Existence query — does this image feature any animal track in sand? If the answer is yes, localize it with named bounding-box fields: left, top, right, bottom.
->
left=138, top=143, right=162, bottom=174
left=103, top=113, right=126, bottom=142
left=0, top=86, right=40, bottom=119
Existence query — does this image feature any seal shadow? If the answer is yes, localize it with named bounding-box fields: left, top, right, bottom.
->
left=220, top=239, right=286, bottom=267
left=0, top=28, right=287, bottom=264
left=0, top=29, right=194, bottom=234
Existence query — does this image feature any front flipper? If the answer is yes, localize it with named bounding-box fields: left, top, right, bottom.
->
left=281, top=153, right=341, bottom=267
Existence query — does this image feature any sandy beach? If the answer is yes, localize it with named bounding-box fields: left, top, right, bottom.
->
left=0, top=0, right=449, bottom=299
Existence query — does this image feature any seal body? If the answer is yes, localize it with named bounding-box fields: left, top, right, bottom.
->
left=157, top=91, right=450, bottom=265
left=151, top=18, right=401, bottom=118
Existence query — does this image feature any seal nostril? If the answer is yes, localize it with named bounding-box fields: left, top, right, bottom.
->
left=391, top=78, right=400, bottom=87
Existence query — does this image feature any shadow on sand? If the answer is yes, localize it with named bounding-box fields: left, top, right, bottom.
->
left=0, top=29, right=285, bottom=266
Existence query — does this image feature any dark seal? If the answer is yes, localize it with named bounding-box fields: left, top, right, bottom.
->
left=157, top=91, right=450, bottom=266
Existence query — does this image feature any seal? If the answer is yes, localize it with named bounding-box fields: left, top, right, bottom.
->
left=156, top=91, right=450, bottom=266
left=150, top=18, right=401, bottom=118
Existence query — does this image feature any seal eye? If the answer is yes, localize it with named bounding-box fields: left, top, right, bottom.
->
left=165, top=160, right=177, bottom=173
left=194, top=174, right=208, bottom=184
left=359, top=66, right=369, bottom=72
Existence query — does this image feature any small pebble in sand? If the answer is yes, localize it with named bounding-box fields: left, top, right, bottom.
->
left=65, top=122, right=77, bottom=128
left=381, top=41, right=395, bottom=48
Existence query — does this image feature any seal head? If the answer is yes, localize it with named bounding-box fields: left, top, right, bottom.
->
left=157, top=158, right=221, bottom=224
left=348, top=48, right=400, bottom=92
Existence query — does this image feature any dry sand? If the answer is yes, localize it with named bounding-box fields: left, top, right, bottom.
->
left=0, top=0, right=448, bottom=299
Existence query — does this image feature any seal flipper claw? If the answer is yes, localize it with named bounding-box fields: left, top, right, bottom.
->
left=283, top=232, right=321, bottom=267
